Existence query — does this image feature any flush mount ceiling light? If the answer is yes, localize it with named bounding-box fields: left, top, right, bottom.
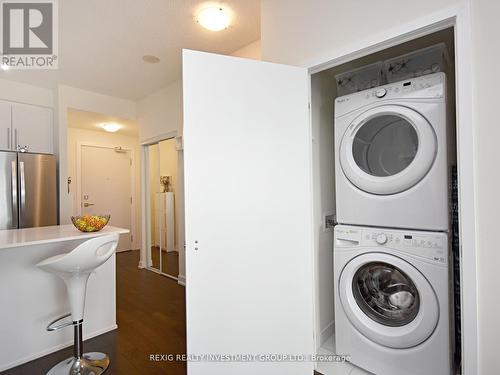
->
left=101, top=123, right=121, bottom=133
left=142, top=55, right=160, bottom=64
left=196, top=6, right=230, bottom=31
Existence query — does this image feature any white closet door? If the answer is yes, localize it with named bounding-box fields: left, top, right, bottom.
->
left=183, top=50, right=314, bottom=375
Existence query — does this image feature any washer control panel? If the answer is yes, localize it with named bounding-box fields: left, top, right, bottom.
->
left=335, top=72, right=446, bottom=118
left=335, top=225, right=448, bottom=264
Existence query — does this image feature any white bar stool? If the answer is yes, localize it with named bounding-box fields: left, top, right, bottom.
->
left=37, top=233, right=119, bottom=375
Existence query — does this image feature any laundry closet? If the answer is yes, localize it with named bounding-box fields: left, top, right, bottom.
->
left=181, top=26, right=461, bottom=375
left=310, top=28, right=460, bottom=375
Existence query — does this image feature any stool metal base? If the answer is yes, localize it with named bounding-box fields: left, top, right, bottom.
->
left=47, top=352, right=110, bottom=375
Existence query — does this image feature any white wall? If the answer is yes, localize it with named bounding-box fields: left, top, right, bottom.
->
left=470, top=0, right=500, bottom=373
left=66, top=127, right=141, bottom=249
left=261, top=0, right=460, bottom=66
left=0, top=78, right=53, bottom=108
left=230, top=39, right=262, bottom=60
left=137, top=80, right=183, bottom=142
left=59, top=86, right=136, bottom=120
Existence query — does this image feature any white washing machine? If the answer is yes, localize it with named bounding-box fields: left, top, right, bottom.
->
left=334, top=225, right=451, bottom=375
left=335, top=72, right=450, bottom=231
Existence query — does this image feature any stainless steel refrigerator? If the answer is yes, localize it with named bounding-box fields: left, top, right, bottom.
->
left=0, top=151, right=58, bottom=229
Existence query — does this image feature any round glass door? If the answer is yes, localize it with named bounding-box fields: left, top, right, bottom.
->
left=352, top=262, right=420, bottom=327
left=339, top=105, right=437, bottom=195
left=352, top=115, right=419, bottom=177
left=338, top=252, right=439, bottom=349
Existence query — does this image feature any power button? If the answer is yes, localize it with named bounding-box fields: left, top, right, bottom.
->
left=375, top=88, right=387, bottom=98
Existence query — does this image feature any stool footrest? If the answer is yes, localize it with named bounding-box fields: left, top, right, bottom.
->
left=46, top=313, right=73, bottom=331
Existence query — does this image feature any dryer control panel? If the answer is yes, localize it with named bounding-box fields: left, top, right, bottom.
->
left=335, top=225, right=448, bottom=264
left=335, top=72, right=446, bottom=118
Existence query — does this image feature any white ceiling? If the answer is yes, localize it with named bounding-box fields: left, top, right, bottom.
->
left=0, top=0, right=260, bottom=100
left=68, top=107, right=139, bottom=137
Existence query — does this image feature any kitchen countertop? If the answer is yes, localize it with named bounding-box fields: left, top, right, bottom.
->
left=0, top=224, right=129, bottom=250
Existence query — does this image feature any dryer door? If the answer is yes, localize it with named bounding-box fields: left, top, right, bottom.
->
left=339, top=252, right=439, bottom=349
left=339, top=105, right=437, bottom=195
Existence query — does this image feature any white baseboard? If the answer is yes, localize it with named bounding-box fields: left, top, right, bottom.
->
left=0, top=324, right=118, bottom=372
left=177, top=275, right=186, bottom=286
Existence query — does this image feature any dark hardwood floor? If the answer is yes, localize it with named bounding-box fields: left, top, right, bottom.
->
left=2, top=251, right=187, bottom=375
left=150, top=247, right=179, bottom=278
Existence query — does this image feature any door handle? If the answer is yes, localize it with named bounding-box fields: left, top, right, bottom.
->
left=7, top=128, right=10, bottom=149
left=335, top=238, right=360, bottom=246
left=14, top=128, right=18, bottom=149
left=19, top=161, right=25, bottom=214
left=83, top=203, right=95, bottom=207
left=11, top=161, right=18, bottom=225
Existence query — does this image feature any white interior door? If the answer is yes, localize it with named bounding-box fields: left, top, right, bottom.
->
left=183, top=50, right=314, bottom=375
left=81, top=145, right=132, bottom=251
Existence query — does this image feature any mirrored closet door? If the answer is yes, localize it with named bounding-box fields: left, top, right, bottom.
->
left=146, top=138, right=179, bottom=280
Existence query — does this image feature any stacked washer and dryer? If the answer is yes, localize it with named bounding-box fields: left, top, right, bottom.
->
left=333, top=72, right=453, bottom=375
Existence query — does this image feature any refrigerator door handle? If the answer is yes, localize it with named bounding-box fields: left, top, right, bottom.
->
left=11, top=160, right=18, bottom=225
left=19, top=161, right=25, bottom=216
left=7, top=128, right=10, bottom=149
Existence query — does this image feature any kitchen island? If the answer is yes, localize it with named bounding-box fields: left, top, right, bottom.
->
left=0, top=225, right=129, bottom=372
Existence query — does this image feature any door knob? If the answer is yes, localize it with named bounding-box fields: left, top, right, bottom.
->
left=83, top=203, right=95, bottom=207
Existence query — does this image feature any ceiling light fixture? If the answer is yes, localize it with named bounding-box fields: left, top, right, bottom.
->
left=101, top=123, right=121, bottom=133
left=142, top=55, right=161, bottom=64
left=196, top=7, right=230, bottom=31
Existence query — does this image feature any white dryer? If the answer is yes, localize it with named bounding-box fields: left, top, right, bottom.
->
left=334, top=225, right=451, bottom=375
left=335, top=73, right=450, bottom=231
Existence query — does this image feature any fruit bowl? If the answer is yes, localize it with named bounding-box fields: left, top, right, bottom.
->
left=71, top=215, right=110, bottom=232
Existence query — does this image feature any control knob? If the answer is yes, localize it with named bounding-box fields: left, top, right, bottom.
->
left=375, top=88, right=387, bottom=98
left=376, top=234, right=388, bottom=245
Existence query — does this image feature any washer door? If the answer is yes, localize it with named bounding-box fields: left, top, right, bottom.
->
left=339, top=105, right=437, bottom=195
left=339, top=252, right=439, bottom=349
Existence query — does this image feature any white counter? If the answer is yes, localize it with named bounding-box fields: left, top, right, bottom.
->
left=0, top=224, right=129, bottom=250
left=0, top=224, right=129, bottom=372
